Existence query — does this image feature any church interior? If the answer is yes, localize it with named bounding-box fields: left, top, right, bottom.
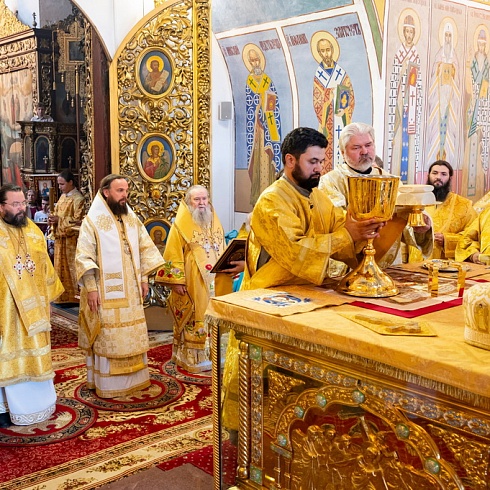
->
left=2, top=0, right=490, bottom=488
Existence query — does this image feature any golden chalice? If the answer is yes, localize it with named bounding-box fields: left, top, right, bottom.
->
left=337, top=175, right=400, bottom=298
left=396, top=184, right=435, bottom=227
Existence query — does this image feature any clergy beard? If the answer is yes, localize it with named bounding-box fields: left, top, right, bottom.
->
left=2, top=209, right=27, bottom=227
left=321, top=56, right=333, bottom=68
left=344, top=154, right=374, bottom=173
left=107, top=196, right=128, bottom=216
left=291, top=164, right=320, bottom=191
left=443, top=38, right=452, bottom=59
left=3, top=211, right=27, bottom=228
left=428, top=179, right=451, bottom=202
left=191, top=206, right=212, bottom=228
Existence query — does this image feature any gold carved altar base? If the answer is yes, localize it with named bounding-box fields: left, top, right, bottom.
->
left=208, top=283, right=490, bottom=490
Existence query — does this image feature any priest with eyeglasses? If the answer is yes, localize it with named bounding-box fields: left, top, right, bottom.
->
left=0, top=184, right=64, bottom=428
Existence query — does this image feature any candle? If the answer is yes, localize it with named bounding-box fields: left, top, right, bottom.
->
left=49, top=186, right=55, bottom=213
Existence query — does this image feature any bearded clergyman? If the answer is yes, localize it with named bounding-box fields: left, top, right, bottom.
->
left=425, top=160, right=476, bottom=259
left=75, top=174, right=164, bottom=398
left=156, top=185, right=225, bottom=373
left=0, top=184, right=64, bottom=428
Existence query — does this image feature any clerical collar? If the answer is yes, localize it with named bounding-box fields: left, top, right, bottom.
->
left=282, top=174, right=311, bottom=197
left=346, top=163, right=373, bottom=175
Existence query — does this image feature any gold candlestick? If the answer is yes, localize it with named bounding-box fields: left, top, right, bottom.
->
left=48, top=186, right=55, bottom=213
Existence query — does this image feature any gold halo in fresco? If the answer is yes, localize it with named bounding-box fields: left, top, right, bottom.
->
left=310, top=31, right=340, bottom=64
left=397, top=8, right=421, bottom=45
left=146, top=55, right=164, bottom=72
left=147, top=140, right=164, bottom=155
left=438, top=17, right=458, bottom=49
left=473, top=24, right=489, bottom=54
left=242, top=43, right=266, bottom=72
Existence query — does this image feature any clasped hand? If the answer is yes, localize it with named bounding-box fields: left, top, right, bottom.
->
left=48, top=214, right=59, bottom=225
left=344, top=210, right=386, bottom=242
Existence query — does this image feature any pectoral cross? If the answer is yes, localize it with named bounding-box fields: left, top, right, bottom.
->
left=13, top=255, right=25, bottom=278
left=203, top=240, right=211, bottom=256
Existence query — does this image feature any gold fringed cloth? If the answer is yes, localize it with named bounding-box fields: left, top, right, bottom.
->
left=206, top=282, right=490, bottom=409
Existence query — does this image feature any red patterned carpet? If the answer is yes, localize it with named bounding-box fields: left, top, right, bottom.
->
left=0, top=313, right=214, bottom=489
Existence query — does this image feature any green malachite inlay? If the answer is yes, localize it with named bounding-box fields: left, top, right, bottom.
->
left=294, top=405, right=305, bottom=418
left=250, top=465, right=262, bottom=484
left=316, top=393, right=327, bottom=408
left=249, top=344, right=262, bottom=361
left=424, top=457, right=441, bottom=474
left=395, top=423, right=410, bottom=439
left=352, top=390, right=366, bottom=404
left=277, top=433, right=288, bottom=447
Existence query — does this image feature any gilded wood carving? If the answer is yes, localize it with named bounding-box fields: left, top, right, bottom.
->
left=0, top=0, right=29, bottom=38
left=209, top=319, right=490, bottom=489
left=110, top=0, right=211, bottom=224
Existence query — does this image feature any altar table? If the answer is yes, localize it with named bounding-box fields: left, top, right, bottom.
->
left=207, top=275, right=490, bottom=490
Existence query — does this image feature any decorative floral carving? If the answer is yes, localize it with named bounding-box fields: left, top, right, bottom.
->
left=112, top=0, right=210, bottom=224
left=0, top=0, right=30, bottom=38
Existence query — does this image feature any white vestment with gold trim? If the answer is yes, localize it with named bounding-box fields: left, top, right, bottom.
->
left=75, top=193, right=164, bottom=398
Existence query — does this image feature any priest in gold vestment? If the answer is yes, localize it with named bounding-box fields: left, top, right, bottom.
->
left=455, top=206, right=490, bottom=264
left=156, top=185, right=224, bottom=373
left=76, top=175, right=164, bottom=398
left=49, top=170, right=86, bottom=303
left=223, top=128, right=384, bottom=429
left=0, top=184, right=64, bottom=427
left=474, top=191, right=490, bottom=214
left=319, top=122, right=433, bottom=265
left=424, top=160, right=476, bottom=259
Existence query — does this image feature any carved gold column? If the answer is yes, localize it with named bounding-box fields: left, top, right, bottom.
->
left=78, top=21, right=94, bottom=207
left=211, top=318, right=221, bottom=490
left=237, top=340, right=251, bottom=480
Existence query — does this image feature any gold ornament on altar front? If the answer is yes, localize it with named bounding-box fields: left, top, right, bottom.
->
left=338, top=175, right=400, bottom=298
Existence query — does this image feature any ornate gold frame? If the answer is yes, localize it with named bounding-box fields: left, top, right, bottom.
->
left=57, top=18, right=86, bottom=99
left=137, top=133, right=176, bottom=183
left=136, top=46, right=175, bottom=98
left=31, top=174, right=58, bottom=201
left=109, top=0, right=211, bottom=224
